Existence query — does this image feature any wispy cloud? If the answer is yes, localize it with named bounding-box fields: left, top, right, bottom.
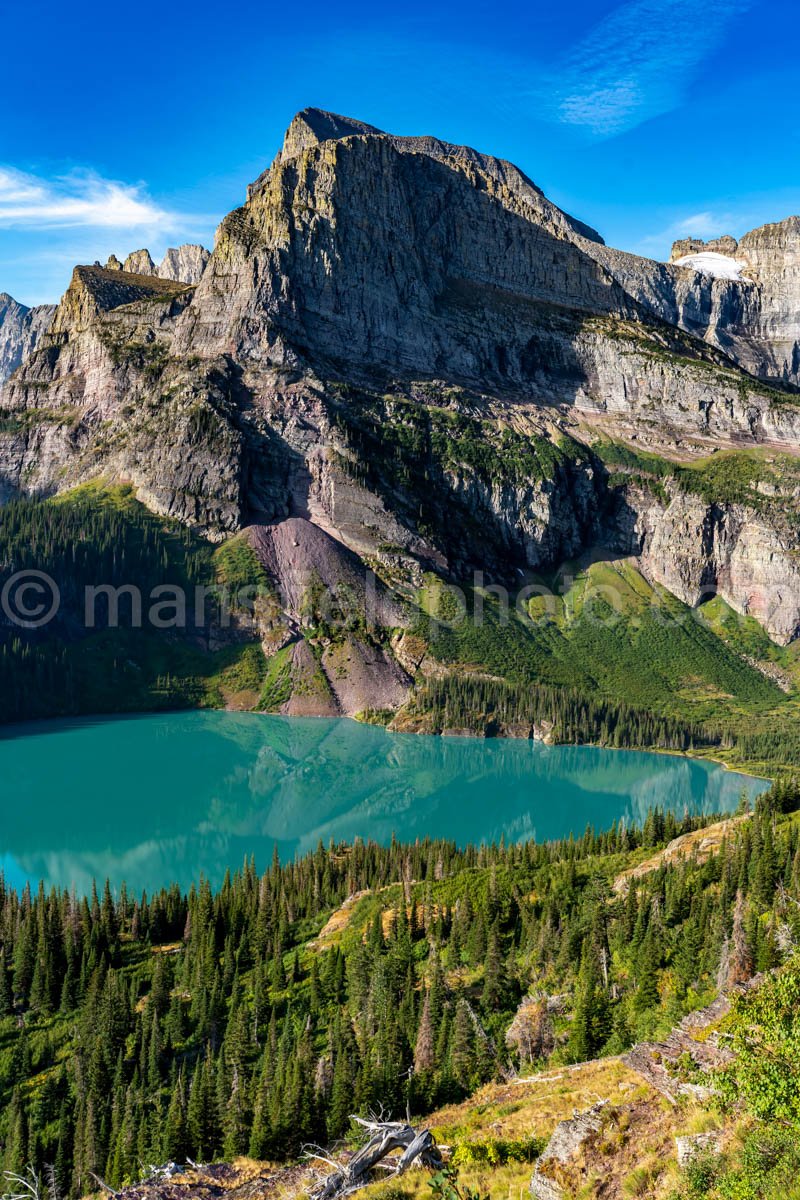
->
left=542, top=0, right=752, bottom=136
left=0, top=165, right=219, bottom=303
left=631, top=208, right=748, bottom=260
left=0, top=166, right=184, bottom=230
left=300, top=1, right=752, bottom=145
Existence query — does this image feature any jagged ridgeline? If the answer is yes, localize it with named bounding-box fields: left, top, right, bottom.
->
left=0, top=782, right=797, bottom=1197
left=3, top=108, right=800, bottom=767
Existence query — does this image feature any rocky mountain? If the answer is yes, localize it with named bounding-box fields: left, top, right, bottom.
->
left=109, top=243, right=211, bottom=284
left=2, top=107, right=800, bottom=717
left=0, top=244, right=207, bottom=388
left=588, top=216, right=800, bottom=385
left=156, top=243, right=210, bottom=284
left=0, top=293, right=56, bottom=383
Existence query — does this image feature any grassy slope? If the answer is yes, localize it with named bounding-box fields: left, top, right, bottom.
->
left=413, top=557, right=799, bottom=772
left=595, top=439, right=800, bottom=512
left=361, top=1062, right=688, bottom=1200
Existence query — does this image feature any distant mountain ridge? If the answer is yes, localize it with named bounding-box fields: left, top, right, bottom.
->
left=0, top=293, right=56, bottom=383
left=0, top=243, right=210, bottom=384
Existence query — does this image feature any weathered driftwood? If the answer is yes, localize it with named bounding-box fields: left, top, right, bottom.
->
left=307, top=1116, right=443, bottom=1199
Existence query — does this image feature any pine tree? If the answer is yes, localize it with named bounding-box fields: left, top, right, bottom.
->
left=634, top=930, right=661, bottom=1013
left=568, top=944, right=609, bottom=1062
left=164, top=1072, right=189, bottom=1162
left=451, top=1000, right=475, bottom=1089
left=481, top=921, right=505, bottom=1012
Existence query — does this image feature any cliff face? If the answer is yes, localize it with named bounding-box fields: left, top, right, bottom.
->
left=2, top=107, right=800, bottom=666
left=591, top=216, right=800, bottom=387
left=157, top=244, right=210, bottom=284
left=632, top=485, right=800, bottom=645
left=0, top=242, right=208, bottom=388
left=0, top=294, right=56, bottom=383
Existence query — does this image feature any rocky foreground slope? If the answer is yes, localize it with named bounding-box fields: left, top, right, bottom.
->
left=4, top=108, right=800, bottom=714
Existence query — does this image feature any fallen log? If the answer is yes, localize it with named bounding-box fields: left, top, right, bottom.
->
left=307, top=1116, right=444, bottom=1199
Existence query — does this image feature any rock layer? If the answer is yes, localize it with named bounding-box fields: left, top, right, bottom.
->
left=594, top=216, right=800, bottom=385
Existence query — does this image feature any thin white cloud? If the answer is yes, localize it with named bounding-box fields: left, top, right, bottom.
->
left=632, top=208, right=747, bottom=260
left=0, top=166, right=183, bottom=230
left=671, top=212, right=725, bottom=238
left=299, top=5, right=751, bottom=144
left=541, top=0, right=752, bottom=136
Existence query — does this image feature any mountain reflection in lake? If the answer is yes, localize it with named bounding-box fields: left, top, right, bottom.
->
left=0, top=712, right=768, bottom=893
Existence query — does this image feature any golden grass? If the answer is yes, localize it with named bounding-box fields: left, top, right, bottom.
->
left=307, top=890, right=371, bottom=950
left=613, top=816, right=749, bottom=893
left=426, top=1057, right=645, bottom=1144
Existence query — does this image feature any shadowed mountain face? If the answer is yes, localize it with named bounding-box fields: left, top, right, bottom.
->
left=2, top=108, right=800, bottom=723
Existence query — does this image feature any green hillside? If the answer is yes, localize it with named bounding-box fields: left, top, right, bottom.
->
left=2, top=484, right=799, bottom=772
left=409, top=560, right=800, bottom=771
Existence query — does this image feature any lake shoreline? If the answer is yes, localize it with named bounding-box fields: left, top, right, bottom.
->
left=1, top=700, right=775, bottom=783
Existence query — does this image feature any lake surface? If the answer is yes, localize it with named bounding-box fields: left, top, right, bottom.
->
left=0, top=711, right=768, bottom=894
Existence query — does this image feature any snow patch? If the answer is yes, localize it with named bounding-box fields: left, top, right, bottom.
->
left=673, top=251, right=747, bottom=281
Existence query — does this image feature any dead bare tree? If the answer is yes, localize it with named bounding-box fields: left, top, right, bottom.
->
left=1, top=1168, right=42, bottom=1200
left=306, top=1114, right=444, bottom=1199
left=87, top=1173, right=120, bottom=1199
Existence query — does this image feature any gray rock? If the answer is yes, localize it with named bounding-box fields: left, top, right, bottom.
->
left=635, top=486, right=800, bottom=644
left=675, top=1132, right=723, bottom=1167
left=538, top=1101, right=607, bottom=1166
left=530, top=1101, right=607, bottom=1199
left=122, top=249, right=157, bottom=276
left=0, top=294, right=56, bottom=383
left=157, top=245, right=210, bottom=284
left=670, top=235, right=739, bottom=261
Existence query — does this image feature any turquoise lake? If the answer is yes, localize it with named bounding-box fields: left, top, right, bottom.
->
left=0, top=711, right=768, bottom=894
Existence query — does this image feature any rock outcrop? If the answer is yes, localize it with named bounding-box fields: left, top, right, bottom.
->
left=113, top=245, right=210, bottom=285
left=158, top=244, right=210, bottom=284
left=675, top=1132, right=724, bottom=1166
left=123, top=248, right=157, bottom=276
left=670, top=235, right=739, bottom=262
left=635, top=485, right=800, bottom=644
left=530, top=1101, right=608, bottom=1199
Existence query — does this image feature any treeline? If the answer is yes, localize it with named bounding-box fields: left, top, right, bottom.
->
left=0, top=488, right=231, bottom=722
left=0, top=488, right=208, bottom=607
left=407, top=675, right=726, bottom=751
left=0, top=788, right=798, bottom=1195
left=736, top=727, right=800, bottom=767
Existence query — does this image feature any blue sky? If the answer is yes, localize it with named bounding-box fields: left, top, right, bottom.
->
left=2, top=0, right=797, bottom=304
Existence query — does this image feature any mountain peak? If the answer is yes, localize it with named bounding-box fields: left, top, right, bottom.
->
left=246, top=109, right=386, bottom=200
left=670, top=234, right=738, bottom=262
left=279, top=108, right=384, bottom=162
left=158, top=244, right=210, bottom=284
left=100, top=245, right=210, bottom=286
